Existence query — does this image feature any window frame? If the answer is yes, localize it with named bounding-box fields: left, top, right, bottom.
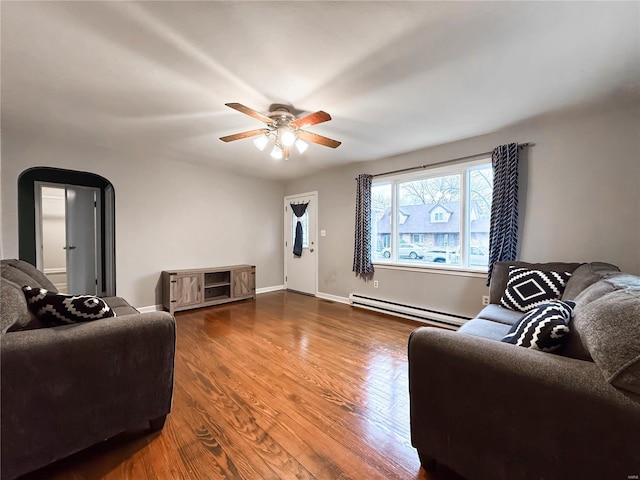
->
left=371, top=157, right=492, bottom=273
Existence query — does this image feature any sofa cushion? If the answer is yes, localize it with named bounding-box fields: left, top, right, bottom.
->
left=2, top=265, right=43, bottom=291
left=458, top=318, right=512, bottom=341
left=574, top=276, right=625, bottom=306
left=562, top=275, right=635, bottom=361
left=562, top=262, right=620, bottom=300
left=1, top=259, right=58, bottom=292
left=22, top=286, right=116, bottom=326
left=501, top=300, right=575, bottom=352
left=500, top=266, right=572, bottom=312
left=575, top=288, right=640, bottom=396
left=1, top=280, right=43, bottom=333
left=475, top=304, right=523, bottom=326
left=489, top=261, right=582, bottom=304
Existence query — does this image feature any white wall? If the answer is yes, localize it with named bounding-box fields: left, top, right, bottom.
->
left=1, top=134, right=285, bottom=309
left=284, top=103, right=640, bottom=319
left=3, top=102, right=638, bottom=316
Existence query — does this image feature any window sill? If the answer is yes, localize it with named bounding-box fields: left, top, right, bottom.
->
left=372, top=261, right=487, bottom=278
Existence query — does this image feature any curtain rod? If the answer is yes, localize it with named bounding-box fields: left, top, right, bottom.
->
left=358, top=142, right=533, bottom=179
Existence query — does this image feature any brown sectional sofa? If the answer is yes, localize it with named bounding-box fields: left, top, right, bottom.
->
left=409, top=261, right=640, bottom=480
left=1, top=259, right=176, bottom=480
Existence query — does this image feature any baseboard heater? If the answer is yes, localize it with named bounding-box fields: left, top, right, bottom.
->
left=348, top=293, right=470, bottom=330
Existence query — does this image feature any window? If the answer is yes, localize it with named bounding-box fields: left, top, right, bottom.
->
left=370, top=159, right=493, bottom=270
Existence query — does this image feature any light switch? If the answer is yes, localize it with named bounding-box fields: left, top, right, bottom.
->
left=320, top=230, right=326, bottom=237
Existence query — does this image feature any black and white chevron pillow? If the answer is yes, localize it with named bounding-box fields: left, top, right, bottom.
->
left=501, top=267, right=572, bottom=312
left=22, top=286, right=115, bottom=326
left=501, top=300, right=576, bottom=352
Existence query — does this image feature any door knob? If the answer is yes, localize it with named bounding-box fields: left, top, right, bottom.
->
left=63, top=246, right=77, bottom=250
left=310, top=248, right=314, bottom=252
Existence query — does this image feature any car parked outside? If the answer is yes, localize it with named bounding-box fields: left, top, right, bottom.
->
left=469, top=246, right=489, bottom=267
left=423, top=249, right=450, bottom=263
left=381, top=243, right=427, bottom=260
left=451, top=246, right=489, bottom=267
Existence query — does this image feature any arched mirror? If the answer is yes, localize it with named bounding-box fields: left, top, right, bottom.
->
left=18, top=167, right=115, bottom=296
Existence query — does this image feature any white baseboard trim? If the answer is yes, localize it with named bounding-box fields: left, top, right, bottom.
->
left=44, top=268, right=67, bottom=275
left=316, top=292, right=350, bottom=304
left=137, top=305, right=163, bottom=313
left=257, top=285, right=284, bottom=295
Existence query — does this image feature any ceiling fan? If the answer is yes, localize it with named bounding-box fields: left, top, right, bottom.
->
left=220, top=103, right=341, bottom=160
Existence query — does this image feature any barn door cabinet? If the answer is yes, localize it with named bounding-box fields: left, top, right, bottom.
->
left=162, top=265, right=255, bottom=315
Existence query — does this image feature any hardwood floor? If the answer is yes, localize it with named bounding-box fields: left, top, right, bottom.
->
left=23, top=291, right=464, bottom=480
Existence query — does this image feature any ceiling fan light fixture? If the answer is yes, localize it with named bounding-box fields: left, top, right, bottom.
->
left=270, top=145, right=283, bottom=160
left=221, top=103, right=341, bottom=160
left=253, top=134, right=269, bottom=151
left=279, top=127, right=297, bottom=148
left=295, top=139, right=308, bottom=154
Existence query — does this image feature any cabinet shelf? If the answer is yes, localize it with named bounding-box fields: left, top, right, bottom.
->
left=162, top=265, right=255, bottom=315
left=204, top=295, right=230, bottom=303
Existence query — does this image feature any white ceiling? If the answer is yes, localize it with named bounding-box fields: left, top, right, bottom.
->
left=2, top=1, right=639, bottom=180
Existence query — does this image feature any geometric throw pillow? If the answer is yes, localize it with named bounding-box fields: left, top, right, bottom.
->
left=501, top=300, right=576, bottom=352
left=501, top=267, right=572, bottom=312
left=22, top=286, right=116, bottom=326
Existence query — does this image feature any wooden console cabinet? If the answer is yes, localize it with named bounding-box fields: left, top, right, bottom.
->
left=162, top=265, right=255, bottom=315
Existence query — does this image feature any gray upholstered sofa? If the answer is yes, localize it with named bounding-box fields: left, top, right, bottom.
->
left=409, top=261, right=640, bottom=480
left=1, top=259, right=176, bottom=480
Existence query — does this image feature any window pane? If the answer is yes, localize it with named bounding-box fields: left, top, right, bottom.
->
left=371, top=184, right=392, bottom=261
left=398, top=175, right=461, bottom=265
left=468, top=166, right=493, bottom=267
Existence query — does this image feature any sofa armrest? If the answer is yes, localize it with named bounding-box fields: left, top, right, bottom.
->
left=1, top=312, right=176, bottom=479
left=408, top=327, right=640, bottom=480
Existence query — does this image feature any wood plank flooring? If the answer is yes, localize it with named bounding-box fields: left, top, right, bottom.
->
left=23, top=291, right=464, bottom=480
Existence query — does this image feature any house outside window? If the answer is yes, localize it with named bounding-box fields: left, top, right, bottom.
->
left=370, top=159, right=492, bottom=270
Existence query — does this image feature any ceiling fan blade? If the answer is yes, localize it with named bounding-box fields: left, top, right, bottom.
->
left=290, top=111, right=332, bottom=129
left=219, top=129, right=268, bottom=142
left=297, top=130, right=341, bottom=148
left=225, top=103, right=273, bottom=124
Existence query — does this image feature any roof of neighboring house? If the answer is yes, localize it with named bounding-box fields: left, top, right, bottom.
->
left=376, top=202, right=489, bottom=234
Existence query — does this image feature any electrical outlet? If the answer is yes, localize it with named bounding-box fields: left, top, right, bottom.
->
left=482, top=295, right=490, bottom=306
left=373, top=280, right=379, bottom=288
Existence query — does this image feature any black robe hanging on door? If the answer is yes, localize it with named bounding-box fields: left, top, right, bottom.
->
left=290, top=202, right=309, bottom=257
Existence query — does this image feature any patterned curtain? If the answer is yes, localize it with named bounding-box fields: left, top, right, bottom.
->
left=487, top=143, right=519, bottom=286
left=352, top=174, right=374, bottom=277
left=290, top=202, right=309, bottom=257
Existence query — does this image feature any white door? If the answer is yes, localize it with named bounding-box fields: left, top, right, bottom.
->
left=66, top=186, right=99, bottom=295
left=35, top=179, right=115, bottom=296
left=36, top=184, right=99, bottom=295
left=103, top=184, right=115, bottom=295
left=284, top=192, right=317, bottom=295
